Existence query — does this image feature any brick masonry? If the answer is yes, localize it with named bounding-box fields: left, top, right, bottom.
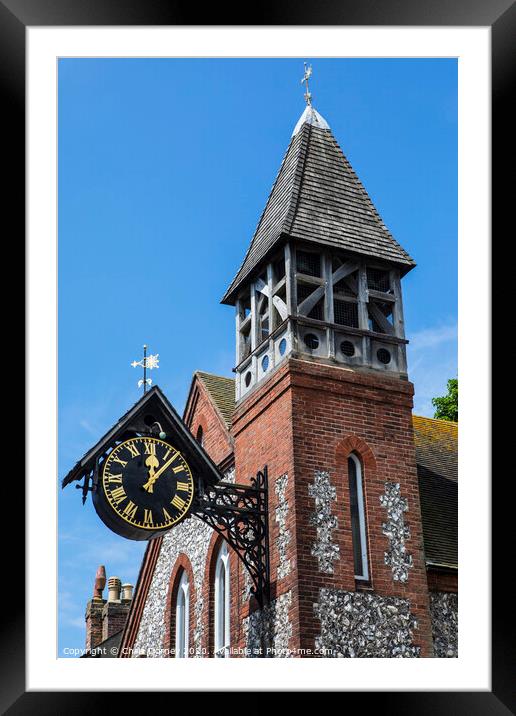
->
left=126, top=358, right=455, bottom=658
left=232, top=358, right=435, bottom=657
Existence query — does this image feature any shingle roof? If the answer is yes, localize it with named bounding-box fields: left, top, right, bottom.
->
left=222, top=106, right=415, bottom=305
left=196, top=372, right=458, bottom=570
left=412, top=415, right=458, bottom=568
left=196, top=371, right=235, bottom=428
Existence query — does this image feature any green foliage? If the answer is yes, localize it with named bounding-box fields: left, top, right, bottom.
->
left=432, top=378, right=458, bottom=422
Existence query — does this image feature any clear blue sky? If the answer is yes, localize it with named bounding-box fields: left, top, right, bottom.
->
left=58, top=58, right=457, bottom=656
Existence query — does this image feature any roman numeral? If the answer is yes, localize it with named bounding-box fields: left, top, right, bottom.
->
left=144, top=441, right=156, bottom=455
left=110, top=486, right=126, bottom=504
left=126, top=442, right=140, bottom=458
left=162, top=508, right=171, bottom=521
left=176, top=481, right=190, bottom=492
left=123, top=501, right=138, bottom=520
left=107, top=473, right=123, bottom=484
left=171, top=495, right=186, bottom=511
left=164, top=448, right=179, bottom=462
left=143, top=509, right=154, bottom=527
left=111, top=455, right=127, bottom=467
left=172, top=465, right=185, bottom=474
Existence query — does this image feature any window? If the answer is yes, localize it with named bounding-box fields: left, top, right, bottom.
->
left=347, top=454, right=369, bottom=581
left=196, top=425, right=204, bottom=446
left=175, top=570, right=190, bottom=658
left=214, top=542, right=230, bottom=657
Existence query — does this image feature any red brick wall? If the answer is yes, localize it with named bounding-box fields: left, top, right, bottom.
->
left=102, top=601, right=131, bottom=642
left=233, top=360, right=300, bottom=653
left=85, top=600, right=105, bottom=650
left=427, top=569, right=458, bottom=593
left=232, top=358, right=434, bottom=657
left=184, top=379, right=233, bottom=467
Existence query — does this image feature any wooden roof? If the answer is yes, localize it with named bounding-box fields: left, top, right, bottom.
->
left=222, top=107, right=415, bottom=305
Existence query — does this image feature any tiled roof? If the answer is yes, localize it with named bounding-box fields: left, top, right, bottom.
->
left=194, top=372, right=457, bottom=568
left=222, top=107, right=415, bottom=305
left=412, top=415, right=458, bottom=568
left=413, top=415, right=458, bottom=483
left=196, top=371, right=235, bottom=428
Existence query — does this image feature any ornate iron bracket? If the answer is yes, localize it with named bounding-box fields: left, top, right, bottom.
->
left=190, top=467, right=270, bottom=608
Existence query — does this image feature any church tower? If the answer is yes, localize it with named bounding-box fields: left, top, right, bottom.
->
left=223, top=100, right=435, bottom=656
left=222, top=105, right=414, bottom=401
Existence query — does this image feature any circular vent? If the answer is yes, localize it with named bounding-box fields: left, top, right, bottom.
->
left=340, top=340, right=355, bottom=357
left=376, top=348, right=391, bottom=365
left=304, top=333, right=319, bottom=350
left=244, top=371, right=252, bottom=387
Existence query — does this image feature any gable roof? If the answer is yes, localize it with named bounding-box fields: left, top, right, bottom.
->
left=222, top=106, right=415, bottom=305
left=196, top=372, right=235, bottom=429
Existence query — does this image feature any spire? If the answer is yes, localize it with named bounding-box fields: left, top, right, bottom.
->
left=221, top=101, right=415, bottom=306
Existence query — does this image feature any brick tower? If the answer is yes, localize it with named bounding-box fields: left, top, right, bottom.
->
left=222, top=104, right=434, bottom=657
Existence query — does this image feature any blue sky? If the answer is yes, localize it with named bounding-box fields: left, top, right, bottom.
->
left=58, top=58, right=457, bottom=656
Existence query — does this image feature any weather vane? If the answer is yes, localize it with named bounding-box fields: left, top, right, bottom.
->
left=131, top=344, right=159, bottom=393
left=301, top=62, right=313, bottom=106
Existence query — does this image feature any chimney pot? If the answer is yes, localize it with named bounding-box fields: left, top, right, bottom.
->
left=93, top=565, right=106, bottom=601
left=107, top=576, right=122, bottom=602
left=121, top=583, right=133, bottom=601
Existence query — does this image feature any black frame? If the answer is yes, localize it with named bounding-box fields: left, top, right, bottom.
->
left=10, top=0, right=509, bottom=708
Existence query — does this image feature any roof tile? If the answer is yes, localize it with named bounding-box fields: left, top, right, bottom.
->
left=222, top=109, right=415, bottom=304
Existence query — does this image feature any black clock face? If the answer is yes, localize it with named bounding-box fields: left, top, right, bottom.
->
left=101, top=437, right=194, bottom=533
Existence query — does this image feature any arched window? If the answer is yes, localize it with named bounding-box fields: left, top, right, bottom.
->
left=348, top=453, right=369, bottom=581
left=175, top=570, right=190, bottom=658
left=196, top=425, right=204, bottom=446
left=214, top=541, right=230, bottom=657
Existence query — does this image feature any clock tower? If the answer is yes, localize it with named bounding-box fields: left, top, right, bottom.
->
left=222, top=103, right=435, bottom=656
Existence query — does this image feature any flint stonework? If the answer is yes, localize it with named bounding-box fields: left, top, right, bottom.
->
left=243, top=591, right=293, bottom=657
left=275, top=474, right=291, bottom=579
left=308, top=470, right=340, bottom=573
left=380, top=482, right=414, bottom=583
left=314, top=588, right=420, bottom=658
left=430, top=591, right=458, bottom=658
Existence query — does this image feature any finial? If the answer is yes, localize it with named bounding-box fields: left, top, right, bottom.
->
left=301, top=62, right=313, bottom=106
left=131, top=344, right=159, bottom=393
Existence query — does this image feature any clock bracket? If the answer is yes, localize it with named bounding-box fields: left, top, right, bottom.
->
left=190, top=466, right=271, bottom=608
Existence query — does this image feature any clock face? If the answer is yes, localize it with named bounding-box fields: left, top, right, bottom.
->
left=101, top=437, right=194, bottom=533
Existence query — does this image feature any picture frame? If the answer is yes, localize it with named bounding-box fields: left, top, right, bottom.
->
left=7, top=0, right=509, bottom=708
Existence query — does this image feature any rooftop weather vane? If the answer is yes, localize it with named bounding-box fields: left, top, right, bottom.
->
left=301, top=62, right=313, bottom=106
left=131, top=344, right=159, bottom=393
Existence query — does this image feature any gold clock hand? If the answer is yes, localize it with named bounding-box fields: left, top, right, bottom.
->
left=142, top=451, right=178, bottom=493
left=143, top=454, right=160, bottom=493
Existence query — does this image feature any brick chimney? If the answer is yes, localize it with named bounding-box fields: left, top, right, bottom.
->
left=101, top=575, right=133, bottom=641
left=85, top=565, right=106, bottom=651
